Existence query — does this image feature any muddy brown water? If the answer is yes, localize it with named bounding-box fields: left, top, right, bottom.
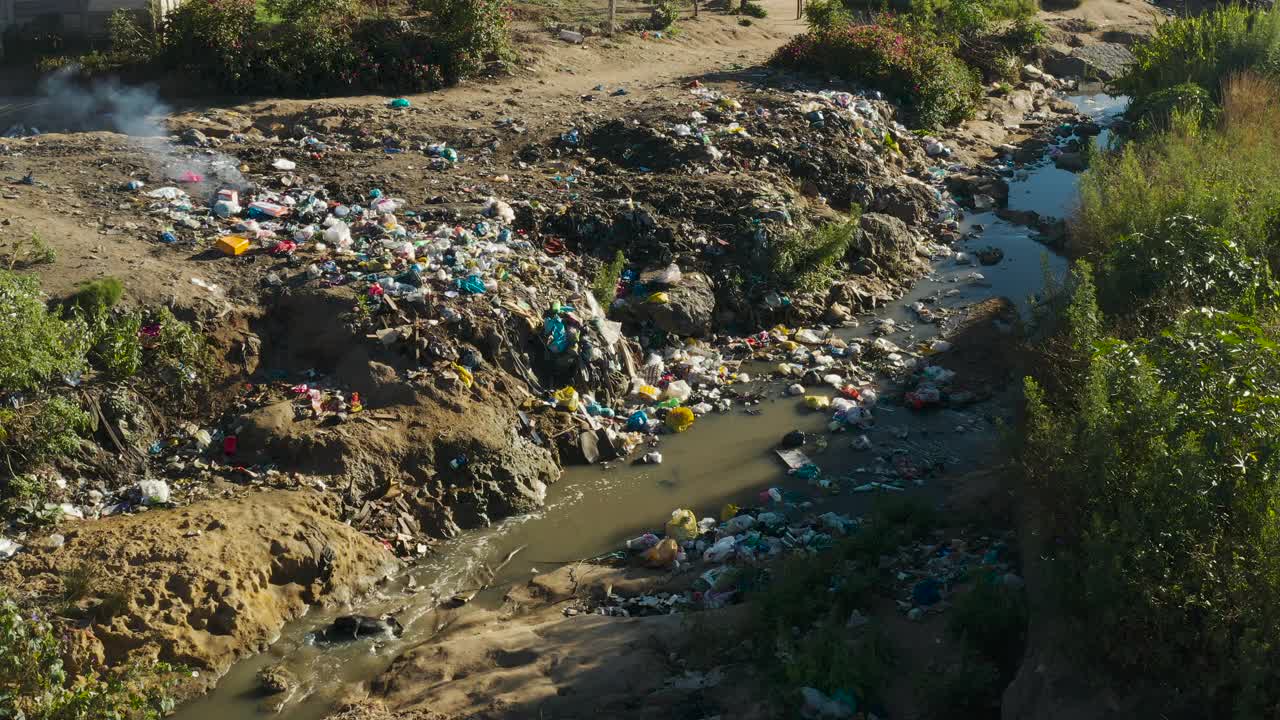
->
left=174, top=90, right=1127, bottom=720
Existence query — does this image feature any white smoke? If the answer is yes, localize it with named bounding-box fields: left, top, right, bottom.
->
left=11, top=67, right=247, bottom=190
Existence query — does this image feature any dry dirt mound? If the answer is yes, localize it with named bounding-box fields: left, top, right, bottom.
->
left=0, top=490, right=396, bottom=694
left=334, top=565, right=767, bottom=720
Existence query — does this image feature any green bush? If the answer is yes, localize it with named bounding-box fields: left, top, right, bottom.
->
left=0, top=271, right=88, bottom=393
left=90, top=310, right=144, bottom=381
left=740, top=0, right=769, bottom=18
left=769, top=215, right=860, bottom=294
left=151, top=0, right=492, bottom=95
left=920, top=655, right=1004, bottom=720
left=772, top=24, right=982, bottom=128
left=1096, top=214, right=1275, bottom=323
left=1023, top=272, right=1280, bottom=713
left=803, top=0, right=853, bottom=31
left=3, top=233, right=56, bottom=270
left=0, top=396, right=92, bottom=480
left=1074, top=90, right=1280, bottom=272
left=107, top=6, right=160, bottom=63
left=1116, top=5, right=1280, bottom=110
left=649, top=0, right=682, bottom=30
left=422, top=0, right=513, bottom=77
left=1125, top=82, right=1217, bottom=131
left=591, top=250, right=627, bottom=306
left=745, top=495, right=937, bottom=706
left=67, top=278, right=125, bottom=313
left=0, top=474, right=58, bottom=528
left=260, top=0, right=354, bottom=21
left=159, top=0, right=258, bottom=92
left=0, top=594, right=180, bottom=719
left=948, top=572, right=1028, bottom=673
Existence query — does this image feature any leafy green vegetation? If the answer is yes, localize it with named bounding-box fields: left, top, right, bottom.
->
left=1116, top=5, right=1280, bottom=114
left=775, top=0, right=1039, bottom=127
left=770, top=215, right=860, bottom=294
left=0, top=271, right=211, bottom=476
left=773, top=23, right=981, bottom=128
left=67, top=277, right=125, bottom=313
left=0, top=594, right=181, bottom=720
left=1075, top=73, right=1280, bottom=321
left=1026, top=26, right=1280, bottom=710
left=948, top=573, right=1028, bottom=674
left=649, top=0, right=683, bottom=30
left=591, top=251, right=627, bottom=306
left=2, top=233, right=56, bottom=270
left=744, top=496, right=940, bottom=708
left=100, top=0, right=510, bottom=95
left=0, top=271, right=88, bottom=393
left=739, top=0, right=768, bottom=18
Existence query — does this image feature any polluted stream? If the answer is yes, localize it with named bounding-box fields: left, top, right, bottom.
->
left=175, top=90, right=1126, bottom=720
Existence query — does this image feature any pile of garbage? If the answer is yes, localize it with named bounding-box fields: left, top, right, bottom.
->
left=586, top=502, right=857, bottom=617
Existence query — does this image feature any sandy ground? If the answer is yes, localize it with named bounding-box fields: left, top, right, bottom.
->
left=0, top=490, right=396, bottom=697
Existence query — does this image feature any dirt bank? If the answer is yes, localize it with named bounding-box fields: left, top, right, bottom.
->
left=327, top=564, right=767, bottom=720
left=0, top=490, right=396, bottom=695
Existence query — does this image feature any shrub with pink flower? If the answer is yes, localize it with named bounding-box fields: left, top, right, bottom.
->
left=772, top=22, right=981, bottom=128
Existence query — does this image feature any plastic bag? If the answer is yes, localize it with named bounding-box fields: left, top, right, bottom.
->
left=635, top=384, right=661, bottom=402
left=543, top=316, right=569, bottom=353
left=626, top=410, right=649, bottom=432
left=804, top=395, right=831, bottom=410
left=554, top=386, right=579, bottom=412
left=662, top=379, right=692, bottom=402
left=642, top=538, right=679, bottom=568
left=664, top=509, right=699, bottom=541
left=665, top=406, right=695, bottom=433
left=646, top=291, right=670, bottom=304
left=704, top=536, right=736, bottom=563
left=653, top=263, right=683, bottom=286
left=453, top=364, right=474, bottom=389
left=720, top=503, right=740, bottom=522
left=458, top=275, right=486, bottom=294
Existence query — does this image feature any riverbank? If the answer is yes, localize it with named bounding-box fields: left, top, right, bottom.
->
left=0, top=0, right=1151, bottom=715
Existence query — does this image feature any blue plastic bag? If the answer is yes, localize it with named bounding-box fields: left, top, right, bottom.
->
left=458, top=275, right=486, bottom=294
left=543, top=316, right=569, bottom=353
left=626, top=410, right=649, bottom=432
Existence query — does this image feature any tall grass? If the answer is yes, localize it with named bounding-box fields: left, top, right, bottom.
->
left=1115, top=5, right=1280, bottom=104
left=1074, top=72, right=1280, bottom=275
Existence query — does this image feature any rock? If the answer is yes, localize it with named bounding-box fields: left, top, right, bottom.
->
left=323, top=614, right=404, bottom=641
left=1054, top=152, right=1086, bottom=172
left=851, top=257, right=880, bottom=276
left=996, top=208, right=1042, bottom=226
left=1075, top=121, right=1102, bottom=137
left=869, top=177, right=940, bottom=226
left=621, top=271, right=715, bottom=337
left=1013, top=138, right=1050, bottom=164
left=824, top=302, right=852, bottom=324
left=854, top=212, right=914, bottom=265
left=1036, top=218, right=1068, bottom=249
left=1070, top=43, right=1134, bottom=82
left=945, top=173, right=1009, bottom=207
left=976, top=247, right=1005, bottom=265
left=1021, top=64, right=1056, bottom=86
left=1043, top=54, right=1089, bottom=80
left=257, top=663, right=296, bottom=695
left=60, top=628, right=105, bottom=676
left=180, top=128, right=207, bottom=146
